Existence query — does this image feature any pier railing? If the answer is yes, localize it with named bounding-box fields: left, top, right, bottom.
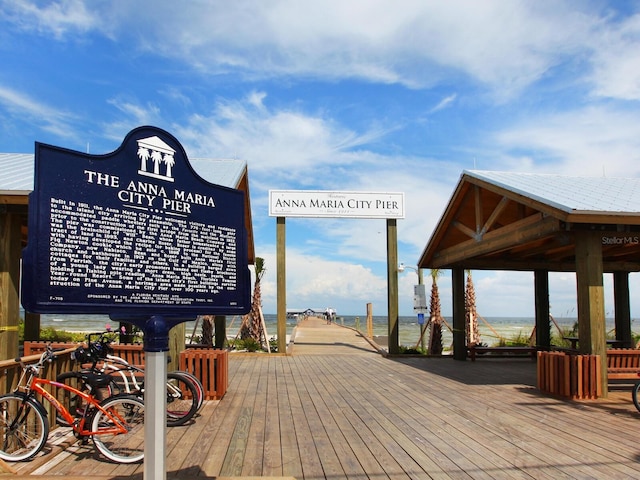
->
left=0, top=348, right=76, bottom=425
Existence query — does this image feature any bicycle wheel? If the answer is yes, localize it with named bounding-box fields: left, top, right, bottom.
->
left=632, top=381, right=640, bottom=412
left=175, top=370, right=205, bottom=411
left=165, top=372, right=199, bottom=427
left=0, top=393, right=49, bottom=462
left=91, top=394, right=144, bottom=463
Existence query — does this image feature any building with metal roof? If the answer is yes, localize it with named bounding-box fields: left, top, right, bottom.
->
left=418, top=170, right=640, bottom=396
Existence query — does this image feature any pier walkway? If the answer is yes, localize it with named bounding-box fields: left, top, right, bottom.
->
left=10, top=316, right=640, bottom=479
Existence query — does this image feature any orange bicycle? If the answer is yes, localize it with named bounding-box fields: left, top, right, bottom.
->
left=0, top=345, right=145, bottom=463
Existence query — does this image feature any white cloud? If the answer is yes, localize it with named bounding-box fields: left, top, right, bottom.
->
left=259, top=248, right=387, bottom=315
left=2, top=0, right=98, bottom=39
left=6, top=1, right=611, bottom=97
left=173, top=94, right=392, bottom=182
left=429, top=94, right=457, bottom=114
left=0, top=84, right=77, bottom=139
left=589, top=13, right=640, bottom=100
left=493, top=105, right=640, bottom=176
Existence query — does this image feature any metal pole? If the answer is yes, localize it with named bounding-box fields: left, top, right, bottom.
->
left=144, top=350, right=167, bottom=480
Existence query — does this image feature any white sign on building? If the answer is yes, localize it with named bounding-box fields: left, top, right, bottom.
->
left=268, top=190, right=405, bottom=219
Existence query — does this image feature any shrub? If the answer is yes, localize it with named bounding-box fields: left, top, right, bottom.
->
left=399, top=345, right=426, bottom=355
left=497, top=331, right=530, bottom=347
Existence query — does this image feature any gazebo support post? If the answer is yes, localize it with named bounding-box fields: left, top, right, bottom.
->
left=575, top=232, right=607, bottom=396
left=613, top=271, right=632, bottom=348
left=452, top=267, right=466, bottom=360
left=534, top=270, right=550, bottom=350
left=0, top=212, right=20, bottom=361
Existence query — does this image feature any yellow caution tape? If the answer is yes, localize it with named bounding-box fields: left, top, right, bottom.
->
left=0, top=326, right=19, bottom=332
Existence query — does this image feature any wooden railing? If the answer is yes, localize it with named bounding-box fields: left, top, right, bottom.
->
left=24, top=341, right=146, bottom=368
left=21, top=342, right=229, bottom=403
left=0, top=348, right=76, bottom=426
left=24, top=341, right=229, bottom=399
left=606, top=349, right=640, bottom=380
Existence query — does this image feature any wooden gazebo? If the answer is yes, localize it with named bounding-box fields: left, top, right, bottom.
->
left=418, top=170, right=640, bottom=394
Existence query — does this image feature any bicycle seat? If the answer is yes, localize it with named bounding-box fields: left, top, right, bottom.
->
left=80, top=372, right=112, bottom=388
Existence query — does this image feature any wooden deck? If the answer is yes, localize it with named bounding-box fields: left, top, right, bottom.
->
left=10, top=316, right=640, bottom=479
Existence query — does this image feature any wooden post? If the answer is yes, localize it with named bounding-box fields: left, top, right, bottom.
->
left=168, top=323, right=185, bottom=372
left=534, top=270, right=550, bottom=349
left=386, top=219, right=399, bottom=354
left=452, top=267, right=466, bottom=360
left=214, top=315, right=226, bottom=349
left=276, top=217, right=287, bottom=354
left=613, top=271, right=632, bottom=347
left=24, top=311, right=41, bottom=341
left=366, top=303, right=373, bottom=338
left=0, top=213, right=20, bottom=361
left=575, top=232, right=607, bottom=396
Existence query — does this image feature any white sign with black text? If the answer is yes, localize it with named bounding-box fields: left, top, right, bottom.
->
left=268, top=190, right=405, bottom=219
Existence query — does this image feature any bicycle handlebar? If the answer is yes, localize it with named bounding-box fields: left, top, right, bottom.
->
left=15, top=345, right=67, bottom=375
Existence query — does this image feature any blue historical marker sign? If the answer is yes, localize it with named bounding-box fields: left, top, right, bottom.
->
left=21, top=126, right=251, bottom=321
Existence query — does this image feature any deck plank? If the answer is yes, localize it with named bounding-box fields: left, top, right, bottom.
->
left=203, top=355, right=261, bottom=477
left=239, top=358, right=269, bottom=476
left=261, top=358, right=283, bottom=476
left=274, top=357, right=303, bottom=479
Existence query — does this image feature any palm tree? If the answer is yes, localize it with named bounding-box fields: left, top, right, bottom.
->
left=428, top=269, right=444, bottom=355
left=465, top=270, right=480, bottom=346
left=239, top=258, right=267, bottom=347
left=200, top=315, right=215, bottom=347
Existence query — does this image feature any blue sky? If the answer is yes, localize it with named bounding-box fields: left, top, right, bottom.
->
left=2, top=1, right=640, bottom=319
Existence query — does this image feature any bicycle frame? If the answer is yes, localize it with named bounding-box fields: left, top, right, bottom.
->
left=24, top=375, right=130, bottom=437
left=100, top=355, right=145, bottom=394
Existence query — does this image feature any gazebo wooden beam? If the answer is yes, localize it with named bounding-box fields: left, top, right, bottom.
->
left=431, top=213, right=561, bottom=268
left=448, top=259, right=640, bottom=272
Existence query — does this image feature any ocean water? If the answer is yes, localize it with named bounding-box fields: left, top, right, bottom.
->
left=34, top=312, right=632, bottom=347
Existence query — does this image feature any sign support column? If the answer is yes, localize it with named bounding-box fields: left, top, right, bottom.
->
left=277, top=217, right=287, bottom=353
left=387, top=218, right=399, bottom=355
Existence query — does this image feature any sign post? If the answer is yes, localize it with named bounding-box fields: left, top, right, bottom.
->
left=21, top=126, right=252, bottom=479
left=414, top=284, right=428, bottom=350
